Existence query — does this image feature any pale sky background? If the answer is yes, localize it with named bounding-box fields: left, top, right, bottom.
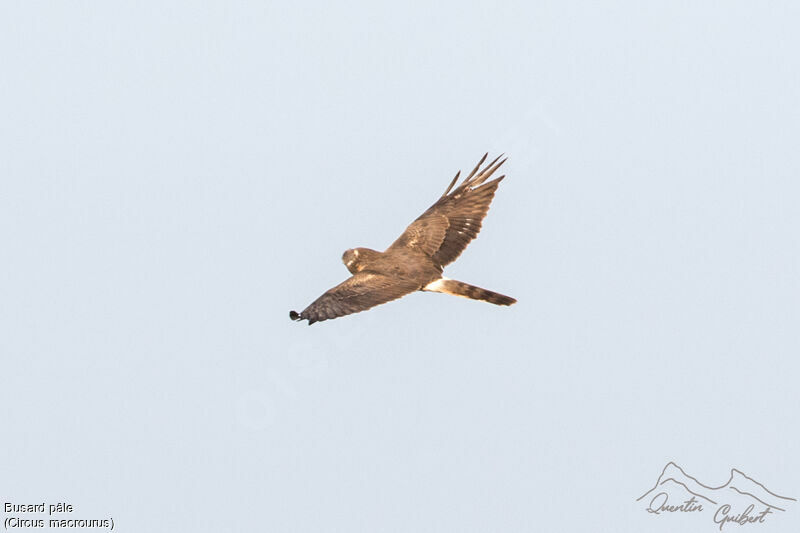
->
left=2, top=2, right=799, bottom=532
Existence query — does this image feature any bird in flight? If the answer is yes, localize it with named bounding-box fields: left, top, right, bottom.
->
left=290, top=153, right=516, bottom=325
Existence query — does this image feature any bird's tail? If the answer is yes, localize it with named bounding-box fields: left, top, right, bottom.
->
left=423, top=278, right=516, bottom=306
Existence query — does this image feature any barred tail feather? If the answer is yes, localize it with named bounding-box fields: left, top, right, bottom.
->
left=423, top=278, right=516, bottom=306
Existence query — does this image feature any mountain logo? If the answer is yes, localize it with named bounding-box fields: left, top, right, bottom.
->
left=637, top=462, right=796, bottom=529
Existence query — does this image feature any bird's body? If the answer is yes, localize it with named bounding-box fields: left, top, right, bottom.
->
left=342, top=247, right=441, bottom=282
left=290, top=154, right=516, bottom=325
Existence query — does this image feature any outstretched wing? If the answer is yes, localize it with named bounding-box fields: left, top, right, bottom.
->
left=289, top=272, right=419, bottom=325
left=389, top=153, right=507, bottom=267
left=387, top=213, right=449, bottom=256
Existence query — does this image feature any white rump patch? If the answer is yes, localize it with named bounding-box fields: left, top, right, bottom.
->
left=423, top=277, right=450, bottom=292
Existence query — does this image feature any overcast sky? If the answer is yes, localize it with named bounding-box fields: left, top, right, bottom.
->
left=2, top=2, right=799, bottom=532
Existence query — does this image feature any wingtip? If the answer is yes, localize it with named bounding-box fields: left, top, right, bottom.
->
left=463, top=153, right=490, bottom=183
left=291, top=310, right=318, bottom=325
left=486, top=154, right=504, bottom=169
left=477, top=152, right=489, bottom=168
left=441, top=170, right=461, bottom=198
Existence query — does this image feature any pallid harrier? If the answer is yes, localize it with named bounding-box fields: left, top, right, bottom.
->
left=290, top=153, right=516, bottom=325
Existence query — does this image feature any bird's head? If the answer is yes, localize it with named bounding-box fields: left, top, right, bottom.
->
left=342, top=247, right=378, bottom=274
left=342, top=248, right=361, bottom=274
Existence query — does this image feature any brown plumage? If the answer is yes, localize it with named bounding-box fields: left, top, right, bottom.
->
left=422, top=279, right=517, bottom=306
left=290, top=153, right=516, bottom=325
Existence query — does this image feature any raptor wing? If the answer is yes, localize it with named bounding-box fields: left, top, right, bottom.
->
left=289, top=272, right=419, bottom=325
left=389, top=153, right=507, bottom=267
